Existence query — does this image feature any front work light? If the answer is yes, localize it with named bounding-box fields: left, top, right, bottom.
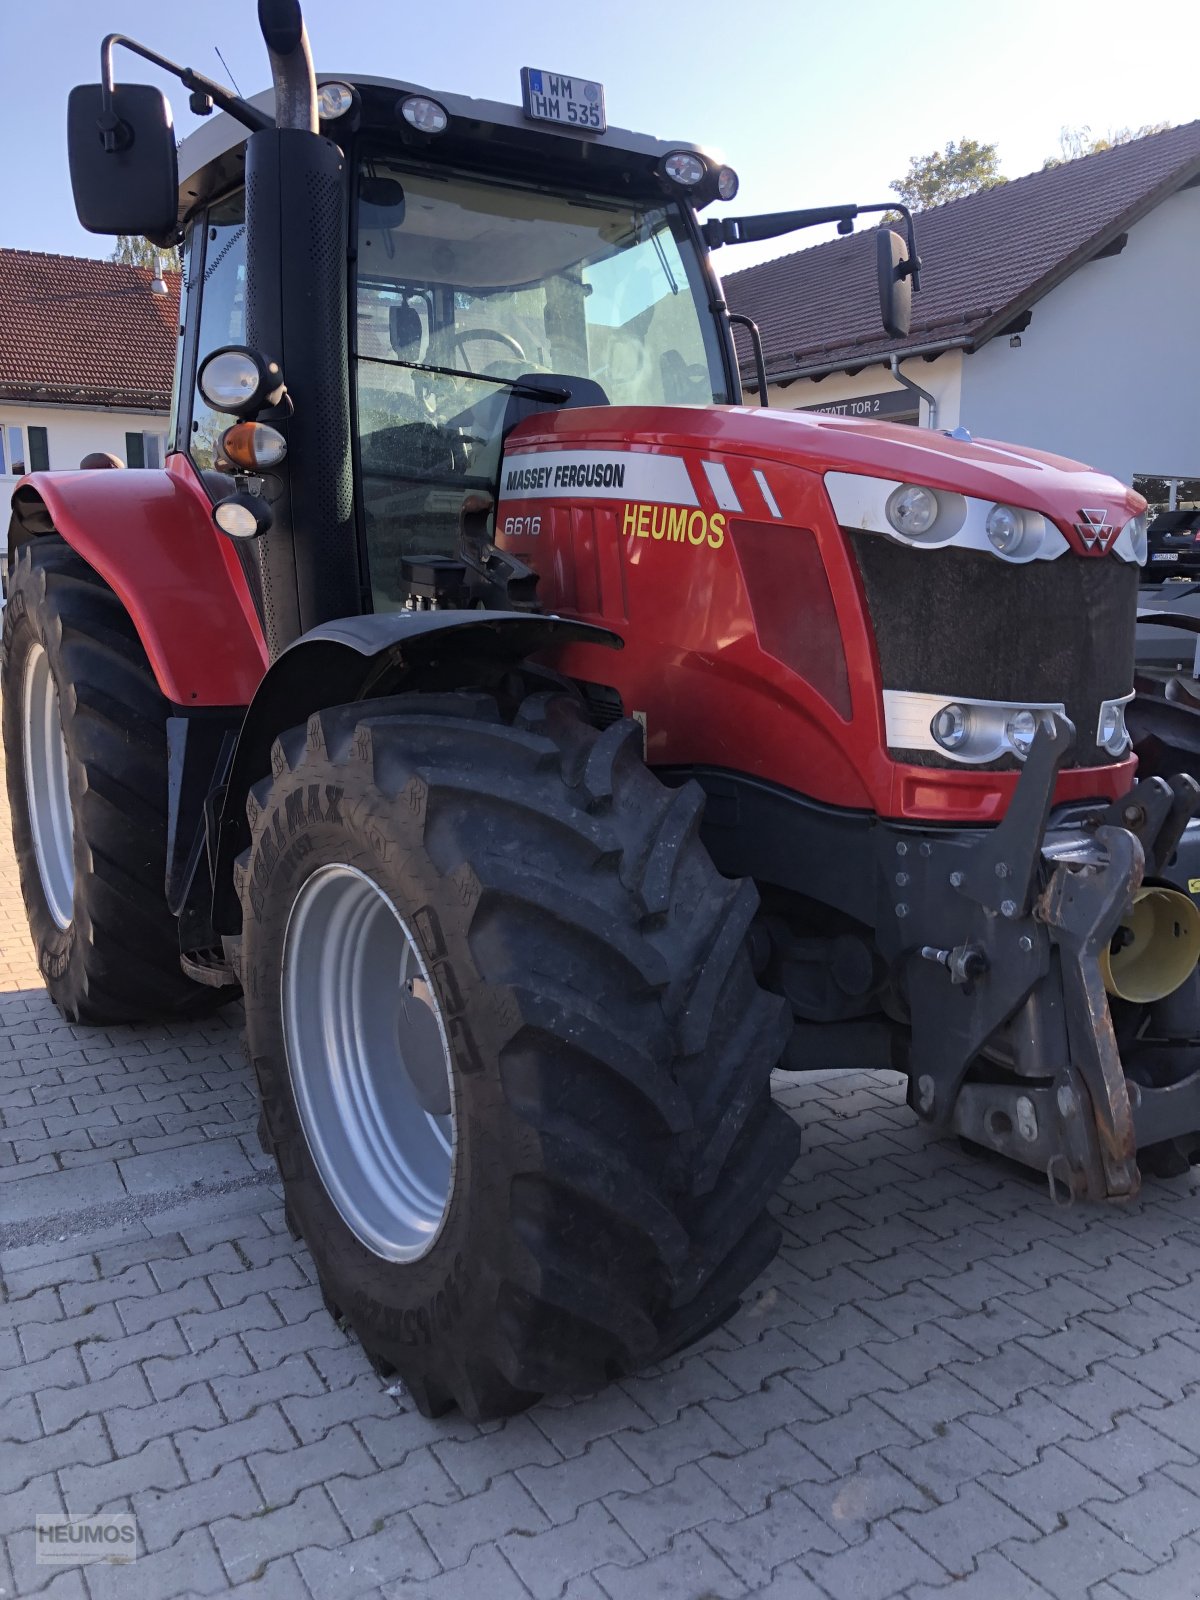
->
left=197, top=346, right=286, bottom=419
left=213, top=492, right=273, bottom=540
left=399, top=95, right=449, bottom=134
left=317, top=81, right=355, bottom=120
left=716, top=166, right=739, bottom=201
left=663, top=151, right=706, bottom=186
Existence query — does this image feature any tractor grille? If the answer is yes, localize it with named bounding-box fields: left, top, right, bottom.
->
left=848, top=532, right=1138, bottom=769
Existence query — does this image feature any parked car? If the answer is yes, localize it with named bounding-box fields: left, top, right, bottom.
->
left=1145, top=509, right=1200, bottom=580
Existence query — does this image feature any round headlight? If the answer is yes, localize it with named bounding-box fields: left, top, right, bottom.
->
left=213, top=493, right=272, bottom=540
left=399, top=95, right=448, bottom=134
left=1098, top=700, right=1130, bottom=756
left=986, top=503, right=1045, bottom=562
left=198, top=350, right=262, bottom=413
left=717, top=166, right=739, bottom=202
left=197, top=346, right=284, bottom=418
left=931, top=703, right=970, bottom=751
left=663, top=151, right=706, bottom=187
left=1006, top=708, right=1038, bottom=758
left=317, top=81, right=355, bottom=120
left=886, top=483, right=939, bottom=539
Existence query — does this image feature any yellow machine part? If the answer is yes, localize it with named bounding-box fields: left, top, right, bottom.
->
left=1100, top=886, right=1200, bottom=1005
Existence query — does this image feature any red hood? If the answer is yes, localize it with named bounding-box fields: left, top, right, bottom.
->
left=508, top=404, right=1144, bottom=551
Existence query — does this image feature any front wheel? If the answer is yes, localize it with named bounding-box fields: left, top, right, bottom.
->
left=239, top=688, right=800, bottom=1419
left=2, top=536, right=234, bottom=1022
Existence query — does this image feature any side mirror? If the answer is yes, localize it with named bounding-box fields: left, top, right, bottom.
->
left=67, top=83, right=178, bottom=239
left=876, top=229, right=913, bottom=339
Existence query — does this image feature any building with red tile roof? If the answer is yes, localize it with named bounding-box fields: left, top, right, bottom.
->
left=0, top=250, right=179, bottom=500
left=723, top=122, right=1200, bottom=504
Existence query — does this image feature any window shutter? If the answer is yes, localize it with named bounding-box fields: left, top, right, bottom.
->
left=125, top=432, right=145, bottom=468
left=27, top=426, right=49, bottom=472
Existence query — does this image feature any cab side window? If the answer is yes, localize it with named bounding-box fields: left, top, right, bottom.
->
left=189, top=192, right=247, bottom=474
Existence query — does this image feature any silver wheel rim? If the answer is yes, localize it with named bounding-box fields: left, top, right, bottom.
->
left=282, top=864, right=456, bottom=1262
left=22, top=642, right=74, bottom=930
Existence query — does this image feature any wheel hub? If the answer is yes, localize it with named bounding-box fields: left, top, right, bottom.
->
left=282, top=864, right=455, bottom=1261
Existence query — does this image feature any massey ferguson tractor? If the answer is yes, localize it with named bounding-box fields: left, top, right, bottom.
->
left=7, top=0, right=1200, bottom=1420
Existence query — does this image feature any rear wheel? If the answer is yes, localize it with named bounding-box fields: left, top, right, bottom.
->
left=239, top=688, right=800, bottom=1419
left=2, top=535, right=234, bottom=1022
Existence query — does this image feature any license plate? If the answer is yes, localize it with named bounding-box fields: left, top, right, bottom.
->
left=1153, top=551, right=1181, bottom=561
left=521, top=69, right=606, bottom=133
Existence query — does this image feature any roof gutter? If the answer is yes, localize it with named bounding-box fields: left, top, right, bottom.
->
left=888, top=354, right=937, bottom=429
left=758, top=334, right=972, bottom=389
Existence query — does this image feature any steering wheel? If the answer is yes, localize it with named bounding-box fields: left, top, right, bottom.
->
left=449, top=327, right=527, bottom=371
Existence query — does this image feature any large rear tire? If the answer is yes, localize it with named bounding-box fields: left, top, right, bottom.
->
left=2, top=535, right=234, bottom=1023
left=240, top=688, right=800, bottom=1420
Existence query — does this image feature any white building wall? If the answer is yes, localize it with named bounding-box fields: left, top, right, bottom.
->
left=957, top=185, right=1200, bottom=486
left=765, top=349, right=964, bottom=430
left=1, top=401, right=169, bottom=557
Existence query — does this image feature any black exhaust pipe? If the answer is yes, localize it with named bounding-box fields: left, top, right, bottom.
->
left=257, top=0, right=317, bottom=132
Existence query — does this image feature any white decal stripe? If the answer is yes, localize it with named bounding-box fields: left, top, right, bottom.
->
left=701, top=461, right=742, bottom=511
left=499, top=449, right=698, bottom=506
left=753, top=469, right=782, bottom=519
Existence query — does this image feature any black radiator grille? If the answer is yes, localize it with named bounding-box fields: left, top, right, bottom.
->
left=848, top=532, right=1138, bottom=769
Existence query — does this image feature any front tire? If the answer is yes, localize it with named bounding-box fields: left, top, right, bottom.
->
left=240, top=688, right=800, bottom=1419
left=2, top=535, right=231, bottom=1023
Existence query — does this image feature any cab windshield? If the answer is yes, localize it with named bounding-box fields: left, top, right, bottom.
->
left=354, top=151, right=727, bottom=608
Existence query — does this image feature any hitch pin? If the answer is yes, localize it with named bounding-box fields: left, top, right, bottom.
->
left=919, top=943, right=988, bottom=985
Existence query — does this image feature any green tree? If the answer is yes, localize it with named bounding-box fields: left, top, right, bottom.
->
left=889, top=139, right=1007, bottom=213
left=111, top=235, right=182, bottom=273
left=1043, top=123, right=1172, bottom=168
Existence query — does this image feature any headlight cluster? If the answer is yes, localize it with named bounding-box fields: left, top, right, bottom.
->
left=1097, top=694, right=1133, bottom=756
left=882, top=690, right=1065, bottom=765
left=826, top=472, right=1143, bottom=566
left=1111, top=513, right=1148, bottom=565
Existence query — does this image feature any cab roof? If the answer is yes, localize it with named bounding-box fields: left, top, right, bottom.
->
left=177, top=73, right=726, bottom=221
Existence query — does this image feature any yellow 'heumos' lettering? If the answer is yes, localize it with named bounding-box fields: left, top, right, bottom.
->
left=621, top=503, right=725, bottom=550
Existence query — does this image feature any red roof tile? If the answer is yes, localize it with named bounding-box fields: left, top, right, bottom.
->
left=724, top=121, right=1200, bottom=386
left=0, top=249, right=180, bottom=410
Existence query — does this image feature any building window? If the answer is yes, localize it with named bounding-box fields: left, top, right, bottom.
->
left=0, top=424, right=48, bottom=475
left=125, top=431, right=167, bottom=469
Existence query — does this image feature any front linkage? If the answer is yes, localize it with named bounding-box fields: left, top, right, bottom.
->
left=878, top=713, right=1200, bottom=1202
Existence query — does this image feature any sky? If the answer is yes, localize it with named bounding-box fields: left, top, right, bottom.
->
left=4, top=0, right=1198, bottom=272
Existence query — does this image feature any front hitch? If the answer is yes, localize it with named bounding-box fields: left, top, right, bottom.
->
left=880, top=712, right=1200, bottom=1203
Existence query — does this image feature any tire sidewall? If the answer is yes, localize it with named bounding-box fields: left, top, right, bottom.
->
left=2, top=569, right=82, bottom=994
left=241, top=749, right=528, bottom=1372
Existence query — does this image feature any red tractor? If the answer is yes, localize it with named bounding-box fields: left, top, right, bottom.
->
left=7, top=0, right=1200, bottom=1419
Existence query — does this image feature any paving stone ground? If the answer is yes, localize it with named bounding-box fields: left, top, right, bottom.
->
left=4, top=742, right=1200, bottom=1600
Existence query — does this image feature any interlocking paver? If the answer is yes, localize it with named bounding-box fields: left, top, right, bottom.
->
left=518, top=1436, right=649, bottom=1522
left=700, top=1488, right=847, bottom=1588
left=500, top=1500, right=642, bottom=1600
left=326, top=1445, right=460, bottom=1536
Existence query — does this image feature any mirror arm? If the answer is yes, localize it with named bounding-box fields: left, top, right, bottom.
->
left=99, top=32, right=273, bottom=144
left=704, top=199, right=922, bottom=293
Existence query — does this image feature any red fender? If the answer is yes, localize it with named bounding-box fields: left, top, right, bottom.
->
left=11, top=453, right=267, bottom=706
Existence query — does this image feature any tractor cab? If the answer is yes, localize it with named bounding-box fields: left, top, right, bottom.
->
left=149, top=70, right=742, bottom=617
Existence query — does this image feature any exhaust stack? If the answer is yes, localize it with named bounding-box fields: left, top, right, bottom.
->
left=257, top=0, right=317, bottom=132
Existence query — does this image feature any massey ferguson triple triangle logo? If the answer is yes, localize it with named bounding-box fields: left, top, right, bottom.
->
left=1074, top=508, right=1115, bottom=551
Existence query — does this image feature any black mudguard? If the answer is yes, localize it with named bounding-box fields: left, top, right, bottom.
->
left=210, top=609, right=621, bottom=933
